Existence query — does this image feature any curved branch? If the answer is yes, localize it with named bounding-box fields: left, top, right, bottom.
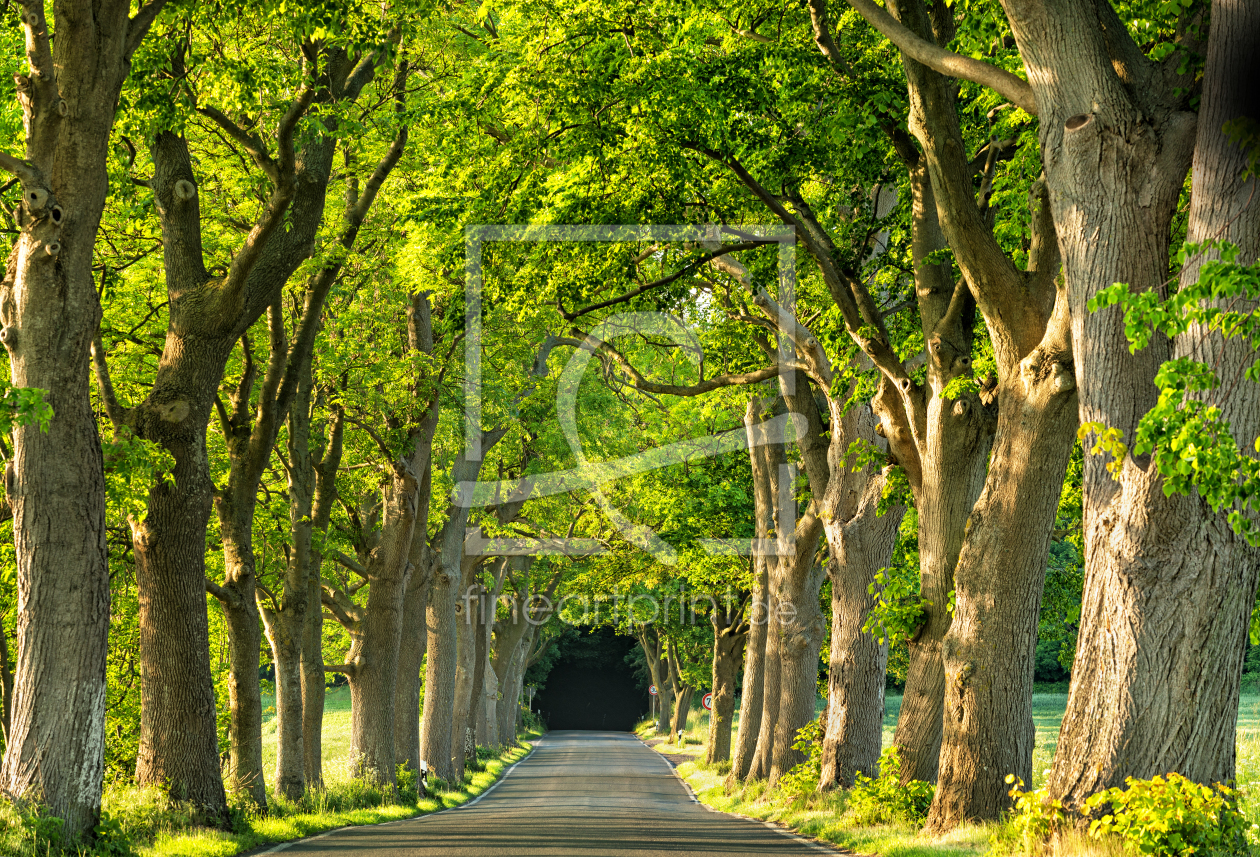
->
left=844, top=0, right=1038, bottom=115
left=91, top=337, right=130, bottom=429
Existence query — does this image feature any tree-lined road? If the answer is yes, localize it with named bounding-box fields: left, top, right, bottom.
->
left=269, top=733, right=837, bottom=856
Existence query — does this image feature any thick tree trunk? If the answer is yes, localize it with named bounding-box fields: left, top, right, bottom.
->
left=1042, top=0, right=1260, bottom=808
left=819, top=409, right=905, bottom=788
left=450, top=559, right=484, bottom=779
left=730, top=400, right=778, bottom=781
left=133, top=467, right=227, bottom=813
left=493, top=604, right=532, bottom=746
left=656, top=653, right=675, bottom=735
left=729, top=578, right=767, bottom=782
left=748, top=570, right=782, bottom=781
left=767, top=526, right=827, bottom=786
left=394, top=537, right=432, bottom=778
left=216, top=514, right=267, bottom=806
left=346, top=473, right=418, bottom=785
left=262, top=604, right=303, bottom=800
left=927, top=309, right=1078, bottom=827
left=421, top=554, right=460, bottom=783
left=0, top=1, right=163, bottom=840
left=705, top=610, right=745, bottom=764
left=672, top=685, right=695, bottom=738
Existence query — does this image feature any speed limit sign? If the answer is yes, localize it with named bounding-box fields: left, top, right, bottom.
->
left=649, top=685, right=658, bottom=696
left=701, top=692, right=713, bottom=711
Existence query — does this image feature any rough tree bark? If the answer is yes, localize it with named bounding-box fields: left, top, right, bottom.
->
left=419, top=430, right=507, bottom=783
left=851, top=0, right=1080, bottom=826
left=705, top=595, right=748, bottom=764
left=728, top=401, right=776, bottom=783
left=217, top=62, right=408, bottom=802
left=1029, top=0, right=1260, bottom=808
left=0, top=0, right=166, bottom=839
left=265, top=377, right=343, bottom=798
left=819, top=407, right=905, bottom=788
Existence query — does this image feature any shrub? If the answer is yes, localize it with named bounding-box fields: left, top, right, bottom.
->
left=1084, top=773, right=1249, bottom=857
left=989, top=776, right=1068, bottom=855
left=777, top=720, right=822, bottom=800
left=845, top=746, right=934, bottom=825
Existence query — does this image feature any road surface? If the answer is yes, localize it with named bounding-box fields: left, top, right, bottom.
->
left=266, top=731, right=840, bottom=856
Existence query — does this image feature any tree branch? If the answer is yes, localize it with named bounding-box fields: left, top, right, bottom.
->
left=330, top=549, right=369, bottom=579
left=125, top=0, right=171, bottom=60
left=844, top=0, right=1038, bottom=115
left=560, top=241, right=774, bottom=321
left=91, top=337, right=130, bottom=429
left=17, top=1, right=54, bottom=85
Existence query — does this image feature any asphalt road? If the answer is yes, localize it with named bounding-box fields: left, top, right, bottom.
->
left=266, top=731, right=840, bottom=856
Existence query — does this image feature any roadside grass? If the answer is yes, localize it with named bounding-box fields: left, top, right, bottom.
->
left=127, top=737, right=536, bottom=857
left=642, top=691, right=1260, bottom=856
left=0, top=693, right=538, bottom=857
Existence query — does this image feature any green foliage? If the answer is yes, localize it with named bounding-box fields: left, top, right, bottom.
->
left=101, top=429, right=175, bottom=521
left=0, top=384, right=52, bottom=442
left=777, top=719, right=823, bottom=800
left=863, top=567, right=927, bottom=646
left=846, top=746, right=934, bottom=826
left=989, top=776, right=1068, bottom=855
left=1088, top=241, right=1260, bottom=543
left=1085, top=773, right=1249, bottom=857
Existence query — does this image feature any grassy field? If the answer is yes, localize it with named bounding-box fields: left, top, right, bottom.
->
left=260, top=685, right=356, bottom=781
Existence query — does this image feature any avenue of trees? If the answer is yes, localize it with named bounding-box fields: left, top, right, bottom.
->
left=0, top=0, right=1257, bottom=850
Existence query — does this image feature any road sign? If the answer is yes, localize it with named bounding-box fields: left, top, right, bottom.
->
left=701, top=692, right=713, bottom=711
left=649, top=685, right=658, bottom=696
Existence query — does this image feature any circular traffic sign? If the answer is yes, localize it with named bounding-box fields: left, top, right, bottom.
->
left=649, top=684, right=658, bottom=696
left=701, top=692, right=713, bottom=711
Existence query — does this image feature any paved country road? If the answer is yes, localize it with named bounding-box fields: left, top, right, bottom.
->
left=265, top=731, right=842, bottom=856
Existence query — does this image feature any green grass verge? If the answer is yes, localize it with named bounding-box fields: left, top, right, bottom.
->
left=132, top=737, right=537, bottom=857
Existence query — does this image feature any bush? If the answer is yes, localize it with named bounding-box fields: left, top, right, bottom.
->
left=1084, top=773, right=1249, bottom=857
left=989, top=777, right=1068, bottom=855
left=777, top=720, right=822, bottom=800
left=845, top=746, right=934, bottom=826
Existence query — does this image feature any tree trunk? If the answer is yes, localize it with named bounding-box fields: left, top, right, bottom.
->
left=479, top=660, right=499, bottom=749
left=705, top=609, right=745, bottom=764
left=493, top=597, right=533, bottom=746
left=768, top=526, right=827, bottom=786
left=346, top=472, right=418, bottom=785
left=302, top=411, right=342, bottom=790
left=656, top=651, right=675, bottom=735
left=730, top=399, right=778, bottom=782
left=927, top=307, right=1078, bottom=827
left=394, top=535, right=432, bottom=778
left=672, top=685, right=694, bottom=738
left=1042, top=0, right=1260, bottom=808
left=450, top=559, right=484, bottom=779
left=0, top=1, right=163, bottom=840
left=748, top=568, right=782, bottom=781
left=216, top=513, right=267, bottom=806
left=819, top=407, right=905, bottom=789
left=420, top=437, right=505, bottom=784
left=729, top=578, right=768, bottom=782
